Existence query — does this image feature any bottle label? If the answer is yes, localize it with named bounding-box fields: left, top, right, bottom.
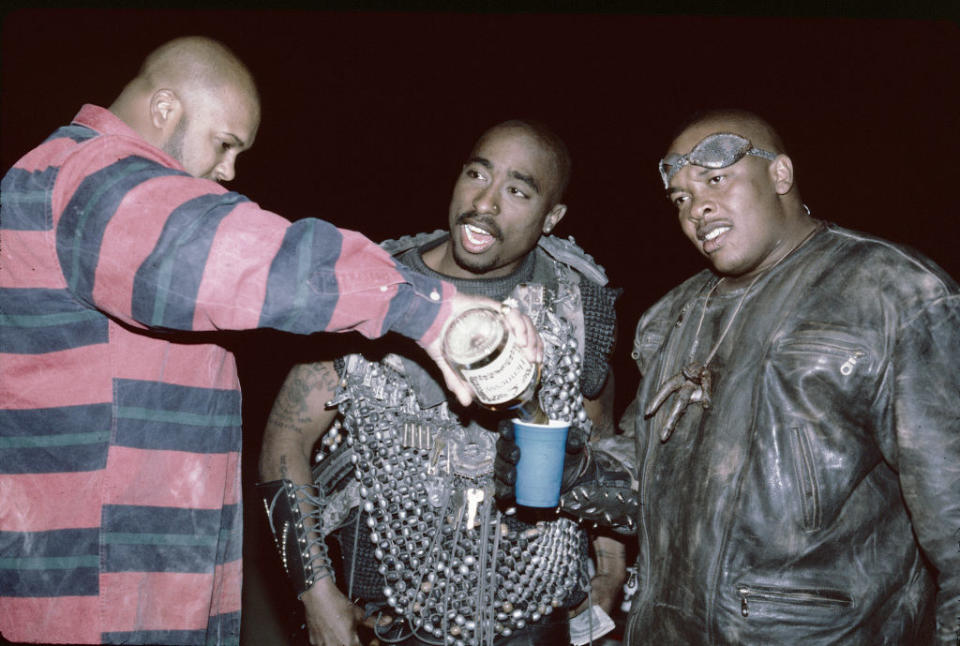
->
left=460, top=331, right=536, bottom=405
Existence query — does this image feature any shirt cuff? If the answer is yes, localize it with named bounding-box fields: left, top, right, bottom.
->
left=390, top=277, right=457, bottom=347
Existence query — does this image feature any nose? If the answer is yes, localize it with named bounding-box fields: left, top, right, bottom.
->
left=690, top=195, right=714, bottom=222
left=215, top=155, right=237, bottom=183
left=473, top=185, right=500, bottom=215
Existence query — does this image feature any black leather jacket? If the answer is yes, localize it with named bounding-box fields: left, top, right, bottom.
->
left=621, top=224, right=960, bottom=645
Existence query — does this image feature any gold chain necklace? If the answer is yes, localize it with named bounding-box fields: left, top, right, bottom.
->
left=645, top=220, right=823, bottom=442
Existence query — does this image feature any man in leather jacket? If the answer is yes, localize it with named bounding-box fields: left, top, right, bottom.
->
left=498, top=109, right=960, bottom=644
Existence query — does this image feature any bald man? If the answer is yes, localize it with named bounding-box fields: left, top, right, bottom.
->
left=499, top=109, right=960, bottom=644
left=110, top=37, right=262, bottom=182
left=0, top=37, right=538, bottom=646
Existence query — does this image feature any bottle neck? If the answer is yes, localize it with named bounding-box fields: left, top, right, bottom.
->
left=512, top=396, right=549, bottom=425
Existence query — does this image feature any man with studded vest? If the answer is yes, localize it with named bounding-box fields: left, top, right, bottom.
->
left=257, top=120, right=621, bottom=646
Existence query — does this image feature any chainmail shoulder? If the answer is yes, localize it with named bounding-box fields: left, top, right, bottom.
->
left=533, top=244, right=619, bottom=400
left=578, top=280, right=620, bottom=398
left=537, top=234, right=609, bottom=286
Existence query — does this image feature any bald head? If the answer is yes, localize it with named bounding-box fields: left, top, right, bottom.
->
left=669, top=109, right=786, bottom=160
left=137, top=36, right=259, bottom=109
left=110, top=36, right=260, bottom=181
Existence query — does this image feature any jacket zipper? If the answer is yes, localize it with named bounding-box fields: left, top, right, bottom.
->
left=776, top=339, right=866, bottom=376
left=737, top=584, right=853, bottom=617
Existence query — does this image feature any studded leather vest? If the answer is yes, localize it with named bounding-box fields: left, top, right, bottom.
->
left=319, top=233, right=614, bottom=645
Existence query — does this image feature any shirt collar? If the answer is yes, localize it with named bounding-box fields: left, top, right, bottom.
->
left=74, top=104, right=143, bottom=138
left=72, top=104, right=182, bottom=171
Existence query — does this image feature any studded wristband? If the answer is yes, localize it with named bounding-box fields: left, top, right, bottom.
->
left=257, top=479, right=335, bottom=598
left=559, top=448, right=638, bottom=535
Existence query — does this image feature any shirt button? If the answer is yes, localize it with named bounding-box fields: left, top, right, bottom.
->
left=429, top=289, right=440, bottom=301
left=380, top=285, right=388, bottom=292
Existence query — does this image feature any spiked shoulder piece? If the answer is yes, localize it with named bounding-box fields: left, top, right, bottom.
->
left=537, top=234, right=609, bottom=286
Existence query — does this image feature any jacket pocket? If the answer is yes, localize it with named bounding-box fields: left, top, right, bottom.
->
left=788, top=424, right=820, bottom=531
left=736, top=583, right=853, bottom=618
left=774, top=328, right=871, bottom=378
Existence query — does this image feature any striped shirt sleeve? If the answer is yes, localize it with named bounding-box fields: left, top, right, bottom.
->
left=51, top=134, right=454, bottom=345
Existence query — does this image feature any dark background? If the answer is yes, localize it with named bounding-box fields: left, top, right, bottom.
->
left=3, top=5, right=958, bottom=642
left=5, top=7, right=960, bottom=418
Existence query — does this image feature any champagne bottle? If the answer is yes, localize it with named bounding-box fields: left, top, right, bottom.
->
left=442, top=306, right=549, bottom=424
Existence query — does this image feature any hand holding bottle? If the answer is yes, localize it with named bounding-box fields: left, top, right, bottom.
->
left=441, top=303, right=546, bottom=418
left=424, top=295, right=542, bottom=408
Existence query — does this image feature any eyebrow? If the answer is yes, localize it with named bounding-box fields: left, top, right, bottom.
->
left=467, top=156, right=493, bottom=170
left=466, top=156, right=542, bottom=195
left=510, top=170, right=541, bottom=195
left=223, top=132, right=247, bottom=149
left=665, top=166, right=719, bottom=195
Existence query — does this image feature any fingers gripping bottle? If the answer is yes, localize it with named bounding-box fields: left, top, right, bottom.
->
left=442, top=307, right=548, bottom=424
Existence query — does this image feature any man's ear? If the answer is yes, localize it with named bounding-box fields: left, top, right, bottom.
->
left=542, top=203, right=567, bottom=235
left=149, top=89, right=181, bottom=132
left=770, top=154, right=795, bottom=195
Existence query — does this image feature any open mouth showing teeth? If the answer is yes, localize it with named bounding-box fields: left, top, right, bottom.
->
left=704, top=226, right=730, bottom=241
left=463, top=224, right=492, bottom=244
left=464, top=223, right=494, bottom=244
left=460, top=222, right=497, bottom=254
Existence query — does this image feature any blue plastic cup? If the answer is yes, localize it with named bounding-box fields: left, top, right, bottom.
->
left=512, top=418, right=571, bottom=507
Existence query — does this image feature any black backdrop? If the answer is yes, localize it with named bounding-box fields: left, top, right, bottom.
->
left=5, top=7, right=960, bottom=420
left=3, top=5, right=958, bottom=641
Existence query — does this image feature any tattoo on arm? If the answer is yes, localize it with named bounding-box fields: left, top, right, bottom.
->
left=266, top=362, right=340, bottom=438
left=262, top=362, right=342, bottom=482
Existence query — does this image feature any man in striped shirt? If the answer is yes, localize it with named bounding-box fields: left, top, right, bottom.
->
left=0, top=36, right=537, bottom=646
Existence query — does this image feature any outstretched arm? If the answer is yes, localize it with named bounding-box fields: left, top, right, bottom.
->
left=259, top=361, right=362, bottom=646
left=53, top=137, right=543, bottom=409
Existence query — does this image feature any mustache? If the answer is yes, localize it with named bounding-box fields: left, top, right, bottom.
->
left=456, top=211, right=503, bottom=241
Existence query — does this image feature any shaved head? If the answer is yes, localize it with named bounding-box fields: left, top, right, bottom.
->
left=666, top=108, right=802, bottom=206
left=110, top=36, right=260, bottom=181
left=136, top=36, right=259, bottom=115
left=669, top=109, right=786, bottom=158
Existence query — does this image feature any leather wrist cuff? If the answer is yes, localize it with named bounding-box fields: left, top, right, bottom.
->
left=257, top=479, right=335, bottom=598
